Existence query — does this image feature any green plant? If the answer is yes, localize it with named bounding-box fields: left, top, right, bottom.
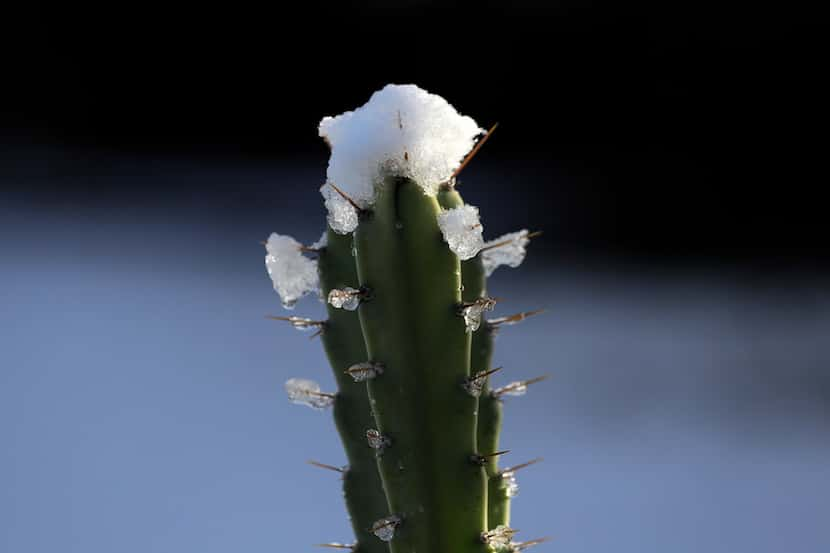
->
left=266, top=85, right=547, bottom=553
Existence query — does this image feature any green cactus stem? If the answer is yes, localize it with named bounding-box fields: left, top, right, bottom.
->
left=317, top=228, right=391, bottom=553
left=353, top=176, right=488, bottom=553
left=437, top=184, right=507, bottom=529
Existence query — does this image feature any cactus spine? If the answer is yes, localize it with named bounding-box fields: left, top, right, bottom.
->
left=267, top=85, right=545, bottom=553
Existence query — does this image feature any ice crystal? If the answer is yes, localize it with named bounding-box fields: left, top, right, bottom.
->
left=272, top=316, right=324, bottom=332
left=327, top=287, right=362, bottom=311
left=480, top=230, right=530, bottom=277
left=463, top=369, right=491, bottom=397
left=460, top=297, right=497, bottom=333
left=437, top=204, right=484, bottom=260
left=345, top=362, right=384, bottom=382
left=504, top=381, right=528, bottom=396
left=264, top=233, right=319, bottom=309
left=366, top=429, right=390, bottom=450
left=370, top=515, right=401, bottom=542
left=502, top=471, right=519, bottom=498
left=482, top=525, right=517, bottom=548
left=284, top=378, right=334, bottom=409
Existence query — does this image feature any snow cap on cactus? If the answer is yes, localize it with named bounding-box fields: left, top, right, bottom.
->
left=264, top=233, right=319, bottom=309
left=319, top=84, right=483, bottom=233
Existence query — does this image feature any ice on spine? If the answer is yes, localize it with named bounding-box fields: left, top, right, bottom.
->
left=284, top=378, right=334, bottom=409
left=482, top=525, right=517, bottom=547
left=345, top=362, right=384, bottom=382
left=366, top=429, right=390, bottom=450
left=264, top=233, right=320, bottom=309
left=277, top=316, right=323, bottom=332
left=496, top=381, right=529, bottom=397
left=319, top=84, right=482, bottom=217
left=481, top=229, right=531, bottom=277
left=327, top=287, right=362, bottom=311
left=460, top=297, right=497, bottom=333
left=437, top=204, right=485, bottom=260
left=311, top=229, right=329, bottom=250
left=463, top=369, right=491, bottom=397
left=320, top=184, right=359, bottom=235
left=502, top=471, right=519, bottom=498
left=370, top=515, right=401, bottom=542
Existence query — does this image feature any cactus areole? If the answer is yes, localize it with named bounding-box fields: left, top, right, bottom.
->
left=266, top=84, right=547, bottom=553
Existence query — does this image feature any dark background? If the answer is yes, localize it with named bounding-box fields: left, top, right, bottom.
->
left=2, top=5, right=829, bottom=553
left=9, top=5, right=829, bottom=265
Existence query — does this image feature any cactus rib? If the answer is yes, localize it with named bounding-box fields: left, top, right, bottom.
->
left=354, top=176, right=488, bottom=553
left=437, top=185, right=510, bottom=529
left=318, top=228, right=390, bottom=553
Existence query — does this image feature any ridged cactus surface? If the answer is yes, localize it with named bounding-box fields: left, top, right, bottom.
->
left=318, top=229, right=390, bottom=553
left=265, top=84, right=546, bottom=553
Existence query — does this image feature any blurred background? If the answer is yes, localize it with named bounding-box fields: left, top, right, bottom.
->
left=2, top=6, right=828, bottom=553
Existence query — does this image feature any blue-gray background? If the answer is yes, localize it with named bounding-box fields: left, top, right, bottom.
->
left=3, top=9, right=829, bottom=553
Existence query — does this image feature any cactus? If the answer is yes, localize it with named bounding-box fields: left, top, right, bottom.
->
left=265, top=85, right=547, bottom=553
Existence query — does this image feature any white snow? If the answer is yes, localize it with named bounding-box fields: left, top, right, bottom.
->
left=264, top=233, right=320, bottom=309
left=437, top=204, right=484, bottom=260
left=480, top=229, right=530, bottom=276
left=320, top=183, right=360, bottom=235
left=319, top=84, right=482, bottom=230
left=310, top=229, right=328, bottom=250
left=284, top=378, right=334, bottom=409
